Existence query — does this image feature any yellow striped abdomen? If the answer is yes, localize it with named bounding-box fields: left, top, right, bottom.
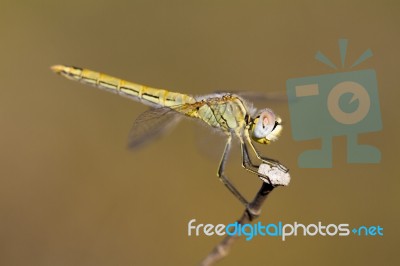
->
left=51, top=65, right=196, bottom=109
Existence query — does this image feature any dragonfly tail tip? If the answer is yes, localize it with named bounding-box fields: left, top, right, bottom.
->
left=50, top=64, right=66, bottom=74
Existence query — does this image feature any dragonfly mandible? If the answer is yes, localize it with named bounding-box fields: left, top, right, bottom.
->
left=51, top=65, right=288, bottom=206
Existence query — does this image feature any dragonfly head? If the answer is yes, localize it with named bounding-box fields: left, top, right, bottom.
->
left=250, top=109, right=282, bottom=144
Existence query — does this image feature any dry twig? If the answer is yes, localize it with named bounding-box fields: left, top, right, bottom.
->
left=200, top=164, right=290, bottom=266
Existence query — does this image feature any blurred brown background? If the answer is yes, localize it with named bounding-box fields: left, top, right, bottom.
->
left=0, top=1, right=399, bottom=265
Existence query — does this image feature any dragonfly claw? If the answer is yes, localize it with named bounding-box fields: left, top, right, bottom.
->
left=258, top=164, right=291, bottom=186
left=261, top=159, right=289, bottom=173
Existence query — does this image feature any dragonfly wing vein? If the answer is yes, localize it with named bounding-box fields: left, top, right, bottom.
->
left=128, top=107, right=183, bottom=149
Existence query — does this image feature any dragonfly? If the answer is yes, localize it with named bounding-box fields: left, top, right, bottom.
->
left=51, top=65, right=289, bottom=206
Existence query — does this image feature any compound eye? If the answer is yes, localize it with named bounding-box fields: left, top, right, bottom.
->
left=252, top=109, right=276, bottom=139
left=262, top=116, right=269, bottom=129
left=260, top=109, right=276, bottom=129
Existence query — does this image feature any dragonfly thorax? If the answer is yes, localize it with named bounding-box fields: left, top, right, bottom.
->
left=194, top=94, right=249, bottom=133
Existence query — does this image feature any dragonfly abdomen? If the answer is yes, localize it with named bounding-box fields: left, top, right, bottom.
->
left=51, top=65, right=196, bottom=108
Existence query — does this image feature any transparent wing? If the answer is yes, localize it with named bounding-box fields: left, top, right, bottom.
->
left=215, top=90, right=288, bottom=103
left=128, top=106, right=184, bottom=149
left=194, top=122, right=239, bottom=163
left=235, top=91, right=288, bottom=103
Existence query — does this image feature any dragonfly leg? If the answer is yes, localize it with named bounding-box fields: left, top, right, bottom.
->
left=244, top=130, right=289, bottom=172
left=241, top=141, right=273, bottom=185
left=218, top=135, right=249, bottom=206
left=241, top=141, right=258, bottom=169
